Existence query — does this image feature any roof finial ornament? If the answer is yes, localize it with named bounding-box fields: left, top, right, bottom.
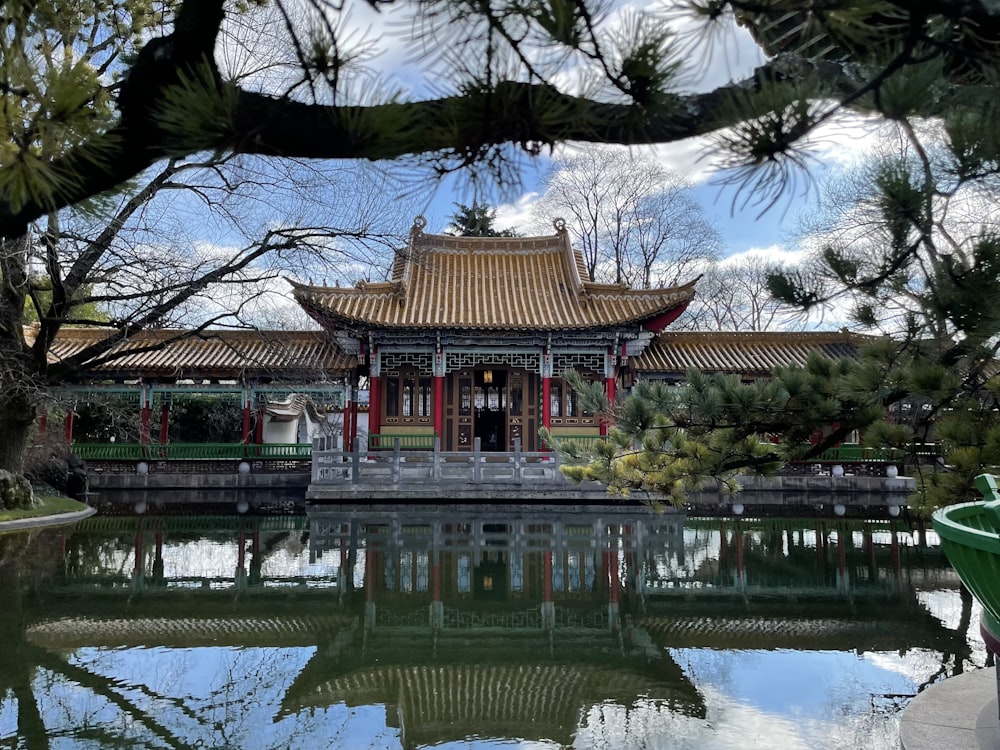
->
left=411, top=215, right=427, bottom=237
left=553, top=217, right=567, bottom=233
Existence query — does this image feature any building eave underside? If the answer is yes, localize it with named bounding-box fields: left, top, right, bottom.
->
left=48, top=326, right=875, bottom=383
left=325, top=323, right=648, bottom=350
left=303, top=307, right=672, bottom=339
left=39, top=327, right=356, bottom=384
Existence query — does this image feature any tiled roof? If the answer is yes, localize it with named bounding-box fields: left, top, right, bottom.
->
left=27, top=615, right=355, bottom=648
left=634, top=330, right=869, bottom=376
left=285, top=663, right=702, bottom=744
left=291, top=220, right=696, bottom=331
left=640, top=614, right=927, bottom=651
left=39, top=327, right=353, bottom=380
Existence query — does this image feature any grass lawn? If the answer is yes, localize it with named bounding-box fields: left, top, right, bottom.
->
left=0, top=493, right=89, bottom=523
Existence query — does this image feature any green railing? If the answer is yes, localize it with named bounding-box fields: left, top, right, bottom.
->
left=368, top=433, right=437, bottom=450
left=816, top=444, right=905, bottom=462
left=72, top=442, right=312, bottom=461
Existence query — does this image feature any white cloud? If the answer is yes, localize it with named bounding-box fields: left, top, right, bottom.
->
left=494, top=192, right=541, bottom=233
left=719, top=244, right=811, bottom=269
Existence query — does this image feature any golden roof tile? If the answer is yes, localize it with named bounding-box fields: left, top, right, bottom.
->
left=292, top=219, right=697, bottom=331
left=634, top=330, right=869, bottom=376
left=43, top=328, right=353, bottom=380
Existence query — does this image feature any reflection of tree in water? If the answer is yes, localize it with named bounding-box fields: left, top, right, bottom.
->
left=0, top=527, right=355, bottom=749
left=0, top=534, right=48, bottom=748
left=0, top=531, right=194, bottom=749
left=812, top=580, right=986, bottom=750
left=918, top=583, right=988, bottom=687
left=1, top=530, right=63, bottom=750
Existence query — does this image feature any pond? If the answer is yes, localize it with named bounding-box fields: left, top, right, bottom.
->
left=0, top=503, right=985, bottom=749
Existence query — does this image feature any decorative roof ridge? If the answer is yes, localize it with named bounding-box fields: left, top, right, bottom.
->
left=653, top=329, right=873, bottom=342
left=354, top=280, right=399, bottom=292
left=406, top=214, right=566, bottom=254
left=293, top=279, right=402, bottom=297
left=581, top=276, right=699, bottom=297
left=554, top=217, right=585, bottom=296
left=418, top=243, right=565, bottom=256
left=582, top=281, right=636, bottom=293
left=40, top=326, right=334, bottom=344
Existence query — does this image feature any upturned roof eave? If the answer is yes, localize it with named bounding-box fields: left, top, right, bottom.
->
left=295, top=288, right=697, bottom=332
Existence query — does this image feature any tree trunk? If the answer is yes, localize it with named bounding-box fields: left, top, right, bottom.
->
left=0, top=543, right=50, bottom=749
left=0, top=398, right=35, bottom=477
left=0, top=228, right=41, bottom=479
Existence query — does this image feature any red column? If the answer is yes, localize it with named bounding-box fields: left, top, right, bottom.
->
left=254, top=403, right=265, bottom=444
left=237, top=526, right=247, bottom=584
left=159, top=402, right=170, bottom=444
left=133, top=526, right=144, bottom=587
left=432, top=346, right=445, bottom=445
left=891, top=531, right=901, bottom=578
left=369, top=376, right=381, bottom=443
left=433, top=375, right=444, bottom=441
left=241, top=389, right=252, bottom=443
left=603, top=374, right=616, bottom=435
left=343, top=386, right=354, bottom=451
left=837, top=530, right=848, bottom=593
left=38, top=410, right=47, bottom=437
left=542, top=550, right=555, bottom=630
left=602, top=349, right=617, bottom=437
left=609, top=548, right=620, bottom=604
left=63, top=408, right=75, bottom=444
left=139, top=387, right=151, bottom=446
left=542, top=348, right=552, bottom=432
left=542, top=376, right=551, bottom=431
left=351, top=401, right=359, bottom=449
left=252, top=388, right=266, bottom=446
left=365, top=549, right=377, bottom=601
left=543, top=551, right=553, bottom=602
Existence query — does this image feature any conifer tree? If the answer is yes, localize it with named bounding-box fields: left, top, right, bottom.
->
left=449, top=203, right=518, bottom=237
left=561, top=121, right=1000, bottom=513
left=5, top=1, right=1000, bottom=505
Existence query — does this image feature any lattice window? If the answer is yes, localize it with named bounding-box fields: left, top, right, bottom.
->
left=553, top=352, right=604, bottom=373
left=447, top=350, right=538, bottom=372
left=382, top=350, right=434, bottom=371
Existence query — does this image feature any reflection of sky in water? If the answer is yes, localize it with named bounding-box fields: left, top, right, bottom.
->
left=673, top=648, right=913, bottom=718
left=8, top=644, right=943, bottom=749
left=34, top=646, right=402, bottom=750
left=1, top=518, right=983, bottom=749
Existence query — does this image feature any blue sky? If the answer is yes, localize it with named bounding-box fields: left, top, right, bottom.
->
left=418, top=149, right=826, bottom=267
left=222, top=3, right=819, bottom=261
left=412, top=150, right=799, bottom=256
left=202, top=2, right=888, bottom=328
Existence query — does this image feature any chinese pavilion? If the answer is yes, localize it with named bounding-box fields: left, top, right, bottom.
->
left=291, top=217, right=697, bottom=452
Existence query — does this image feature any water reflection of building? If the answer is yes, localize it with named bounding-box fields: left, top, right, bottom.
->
left=9, top=511, right=974, bottom=750
left=284, top=508, right=698, bottom=747
left=308, top=507, right=686, bottom=630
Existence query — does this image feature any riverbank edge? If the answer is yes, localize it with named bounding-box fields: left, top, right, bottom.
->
left=0, top=502, right=96, bottom=532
